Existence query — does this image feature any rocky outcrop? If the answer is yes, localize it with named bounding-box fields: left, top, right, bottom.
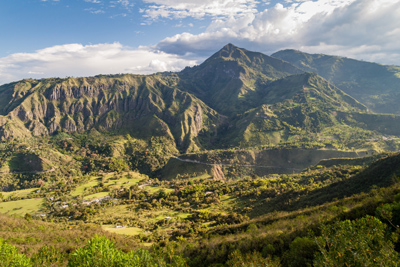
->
left=211, top=165, right=226, bottom=180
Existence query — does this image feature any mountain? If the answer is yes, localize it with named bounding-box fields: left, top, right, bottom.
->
left=271, top=49, right=400, bottom=114
left=219, top=72, right=369, bottom=148
left=0, top=75, right=221, bottom=153
left=177, top=43, right=304, bottom=115
left=1, top=44, right=400, bottom=178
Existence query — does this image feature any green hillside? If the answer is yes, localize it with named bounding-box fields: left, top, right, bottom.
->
left=272, top=49, right=400, bottom=114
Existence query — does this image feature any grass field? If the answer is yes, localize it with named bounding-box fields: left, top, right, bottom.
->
left=2, top=188, right=40, bottom=198
left=0, top=198, right=45, bottom=216
left=102, top=225, right=143, bottom=236
left=71, top=172, right=145, bottom=197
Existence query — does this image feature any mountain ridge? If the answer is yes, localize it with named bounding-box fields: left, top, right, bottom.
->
left=272, top=49, right=400, bottom=114
left=0, top=44, right=400, bottom=175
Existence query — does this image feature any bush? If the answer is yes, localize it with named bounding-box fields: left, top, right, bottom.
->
left=31, top=245, right=65, bottom=266
left=0, top=238, right=31, bottom=267
left=282, top=236, right=318, bottom=267
left=68, top=235, right=132, bottom=267
left=68, top=235, right=187, bottom=267
left=226, top=250, right=280, bottom=267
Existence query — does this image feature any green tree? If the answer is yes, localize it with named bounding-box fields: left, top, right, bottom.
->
left=282, top=236, right=318, bottom=267
left=109, top=158, right=128, bottom=173
left=314, top=216, right=399, bottom=267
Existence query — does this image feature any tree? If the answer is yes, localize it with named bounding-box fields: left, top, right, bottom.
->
left=109, top=158, right=128, bottom=173
left=282, top=236, right=318, bottom=267
left=314, top=216, right=399, bottom=267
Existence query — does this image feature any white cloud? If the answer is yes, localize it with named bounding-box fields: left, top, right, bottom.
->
left=85, top=8, right=105, bottom=14
left=141, top=0, right=258, bottom=21
left=0, top=43, right=198, bottom=85
left=84, top=0, right=101, bottom=3
left=155, top=0, right=400, bottom=65
left=110, top=0, right=134, bottom=9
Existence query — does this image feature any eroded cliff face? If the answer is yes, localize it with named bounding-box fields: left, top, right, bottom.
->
left=0, top=75, right=220, bottom=153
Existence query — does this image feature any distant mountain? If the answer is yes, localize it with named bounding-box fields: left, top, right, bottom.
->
left=271, top=49, right=400, bottom=114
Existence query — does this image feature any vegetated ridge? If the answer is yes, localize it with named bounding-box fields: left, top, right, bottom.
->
left=272, top=49, right=400, bottom=114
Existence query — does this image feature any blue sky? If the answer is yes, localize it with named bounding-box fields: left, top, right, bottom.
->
left=1, top=0, right=400, bottom=85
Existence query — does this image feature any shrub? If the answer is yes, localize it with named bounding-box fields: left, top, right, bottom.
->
left=226, top=250, right=280, bottom=267
left=282, top=236, right=318, bottom=267
left=0, top=238, right=32, bottom=267
left=68, top=235, right=187, bottom=267
left=68, top=235, right=131, bottom=267
left=30, top=245, right=65, bottom=266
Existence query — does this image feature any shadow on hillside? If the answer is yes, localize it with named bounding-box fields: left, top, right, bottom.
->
left=256, top=153, right=400, bottom=214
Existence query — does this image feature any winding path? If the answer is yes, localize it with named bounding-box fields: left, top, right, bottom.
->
left=173, top=157, right=301, bottom=171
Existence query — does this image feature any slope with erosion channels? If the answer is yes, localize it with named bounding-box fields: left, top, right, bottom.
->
left=272, top=49, right=400, bottom=114
left=0, top=74, right=221, bottom=153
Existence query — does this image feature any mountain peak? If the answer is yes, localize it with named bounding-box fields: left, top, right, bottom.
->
left=211, top=43, right=249, bottom=61
left=221, top=43, right=239, bottom=52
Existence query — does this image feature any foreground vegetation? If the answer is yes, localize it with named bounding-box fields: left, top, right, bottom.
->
left=1, top=149, right=400, bottom=266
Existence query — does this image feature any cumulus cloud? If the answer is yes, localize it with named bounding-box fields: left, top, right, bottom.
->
left=155, top=0, right=400, bottom=65
left=141, top=0, right=258, bottom=21
left=0, top=43, right=198, bottom=85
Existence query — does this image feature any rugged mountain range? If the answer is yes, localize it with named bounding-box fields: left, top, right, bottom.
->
left=0, top=75, right=221, bottom=153
left=1, top=44, right=400, bottom=161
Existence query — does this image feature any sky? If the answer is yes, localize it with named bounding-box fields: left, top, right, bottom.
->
left=1, top=0, right=400, bottom=85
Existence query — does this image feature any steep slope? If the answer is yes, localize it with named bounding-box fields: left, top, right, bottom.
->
left=219, top=73, right=370, bottom=148
left=0, top=74, right=221, bottom=153
left=271, top=49, right=400, bottom=114
left=178, top=44, right=304, bottom=115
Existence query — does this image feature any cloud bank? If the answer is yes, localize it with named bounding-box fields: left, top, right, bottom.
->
left=0, top=43, right=197, bottom=85
left=156, top=0, right=400, bottom=64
